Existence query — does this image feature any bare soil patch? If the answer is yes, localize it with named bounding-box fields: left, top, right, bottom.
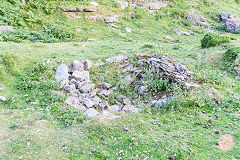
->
left=217, top=134, right=235, bottom=151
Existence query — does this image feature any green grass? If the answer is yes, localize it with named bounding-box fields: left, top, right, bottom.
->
left=1, top=0, right=240, bottom=43
left=0, top=0, right=240, bottom=159
left=1, top=108, right=240, bottom=159
left=0, top=33, right=239, bottom=159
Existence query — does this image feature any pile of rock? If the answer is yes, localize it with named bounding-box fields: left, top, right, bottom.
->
left=109, top=54, right=199, bottom=106
left=136, top=55, right=196, bottom=84
left=55, top=58, right=140, bottom=119
left=220, top=13, right=240, bottom=32
left=127, top=55, right=200, bottom=95
left=55, top=54, right=199, bottom=118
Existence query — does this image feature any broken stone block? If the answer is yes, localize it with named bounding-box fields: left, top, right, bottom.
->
left=152, top=96, right=170, bottom=108
left=83, top=108, right=100, bottom=118
left=122, top=105, right=141, bottom=113
left=120, top=75, right=134, bottom=84
left=65, top=96, right=87, bottom=112
left=98, top=89, right=112, bottom=99
left=83, top=98, right=95, bottom=108
left=80, top=83, right=95, bottom=93
left=220, top=13, right=236, bottom=23
left=99, top=101, right=109, bottom=110
left=104, top=17, right=119, bottom=23
left=105, top=54, right=128, bottom=64
left=55, top=64, right=69, bottom=83
left=72, top=60, right=84, bottom=72
left=90, top=1, right=99, bottom=7
left=175, top=30, right=191, bottom=36
left=84, top=60, right=93, bottom=71
left=72, top=70, right=90, bottom=82
left=99, top=82, right=113, bottom=89
left=92, top=96, right=101, bottom=106
left=116, top=95, right=127, bottom=101
left=123, top=98, right=132, bottom=105
left=109, top=104, right=122, bottom=112
left=125, top=27, right=132, bottom=33
left=69, top=84, right=78, bottom=94
left=137, top=55, right=194, bottom=84
left=95, top=62, right=105, bottom=67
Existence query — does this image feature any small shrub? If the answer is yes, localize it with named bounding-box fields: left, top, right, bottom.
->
left=223, top=47, right=240, bottom=70
left=201, top=33, right=230, bottom=48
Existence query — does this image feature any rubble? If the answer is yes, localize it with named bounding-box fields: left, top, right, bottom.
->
left=55, top=54, right=199, bottom=119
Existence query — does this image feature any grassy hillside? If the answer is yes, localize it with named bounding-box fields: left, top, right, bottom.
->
left=1, top=0, right=240, bottom=42
left=0, top=0, right=240, bottom=159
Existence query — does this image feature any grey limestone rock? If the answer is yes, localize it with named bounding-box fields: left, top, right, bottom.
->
left=83, top=108, right=100, bottom=118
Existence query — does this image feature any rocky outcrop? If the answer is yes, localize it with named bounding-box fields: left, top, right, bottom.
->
left=220, top=13, right=236, bottom=23
left=220, top=13, right=240, bottom=32
left=105, top=54, right=128, bottom=63
left=137, top=55, right=194, bottom=84
left=104, top=17, right=119, bottom=23
left=187, top=10, right=209, bottom=26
